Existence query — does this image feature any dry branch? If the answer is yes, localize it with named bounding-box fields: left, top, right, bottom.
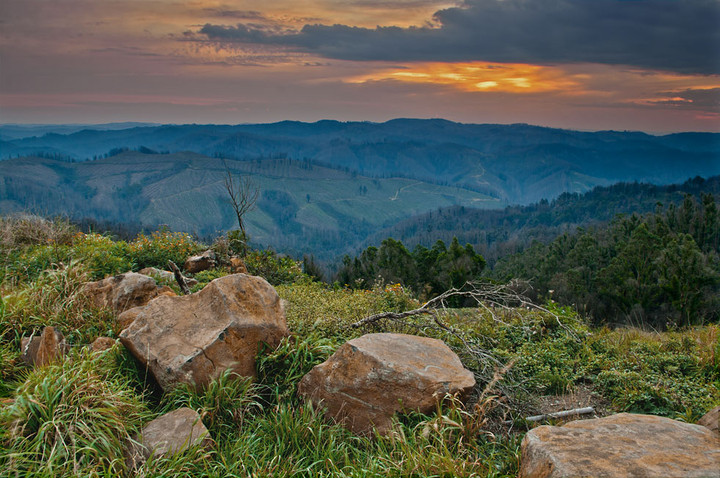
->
left=168, top=260, right=190, bottom=295
left=349, top=280, right=582, bottom=410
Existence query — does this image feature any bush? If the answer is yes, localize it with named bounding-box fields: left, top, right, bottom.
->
left=71, top=232, right=132, bottom=280
left=126, top=230, right=203, bottom=271
left=245, top=249, right=304, bottom=285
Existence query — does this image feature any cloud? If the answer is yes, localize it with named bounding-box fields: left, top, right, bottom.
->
left=641, top=87, right=720, bottom=109
left=200, top=0, right=720, bottom=75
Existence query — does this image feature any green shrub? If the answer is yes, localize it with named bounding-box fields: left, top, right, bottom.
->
left=71, top=233, right=132, bottom=280
left=126, top=230, right=203, bottom=271
left=245, top=249, right=304, bottom=285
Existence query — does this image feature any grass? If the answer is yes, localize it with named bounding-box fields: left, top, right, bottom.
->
left=0, top=218, right=718, bottom=477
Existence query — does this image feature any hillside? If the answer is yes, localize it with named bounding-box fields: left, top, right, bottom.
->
left=2, top=120, right=719, bottom=206
left=0, top=151, right=499, bottom=258
left=0, top=217, right=718, bottom=477
left=364, top=176, right=720, bottom=264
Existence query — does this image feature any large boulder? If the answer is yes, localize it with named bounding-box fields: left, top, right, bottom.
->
left=21, top=326, right=69, bottom=367
left=520, top=412, right=720, bottom=478
left=83, top=272, right=175, bottom=314
left=138, top=267, right=198, bottom=288
left=127, top=407, right=211, bottom=468
left=298, top=332, right=476, bottom=435
left=184, top=250, right=216, bottom=274
left=119, top=274, right=289, bottom=391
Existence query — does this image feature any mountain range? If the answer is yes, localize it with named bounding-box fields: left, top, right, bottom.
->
left=1, top=119, right=719, bottom=260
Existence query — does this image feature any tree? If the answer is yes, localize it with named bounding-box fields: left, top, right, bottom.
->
left=223, top=159, right=259, bottom=239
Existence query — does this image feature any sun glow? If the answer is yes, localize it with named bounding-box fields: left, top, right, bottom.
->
left=346, top=62, right=583, bottom=94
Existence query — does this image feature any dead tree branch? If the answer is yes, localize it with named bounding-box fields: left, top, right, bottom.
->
left=222, top=159, right=259, bottom=236
left=349, top=280, right=581, bottom=407
left=168, top=260, right=190, bottom=295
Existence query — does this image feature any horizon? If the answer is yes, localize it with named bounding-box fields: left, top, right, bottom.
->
left=1, top=1, right=719, bottom=133
left=2, top=117, right=718, bottom=137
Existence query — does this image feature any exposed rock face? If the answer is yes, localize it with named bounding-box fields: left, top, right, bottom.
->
left=83, top=272, right=175, bottom=314
left=229, top=257, right=248, bottom=274
left=698, top=406, right=720, bottom=436
left=138, top=267, right=198, bottom=287
left=520, top=413, right=720, bottom=478
left=127, top=408, right=211, bottom=468
left=298, top=332, right=476, bottom=435
left=183, top=250, right=216, bottom=274
left=119, top=274, right=289, bottom=391
left=21, top=326, right=68, bottom=367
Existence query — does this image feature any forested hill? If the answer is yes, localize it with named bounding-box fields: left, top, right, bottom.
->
left=2, top=119, right=720, bottom=205
left=364, top=176, right=720, bottom=265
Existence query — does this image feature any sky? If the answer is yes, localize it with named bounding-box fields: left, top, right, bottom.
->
left=0, top=0, right=719, bottom=132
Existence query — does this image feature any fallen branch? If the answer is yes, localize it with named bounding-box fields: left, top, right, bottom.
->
left=504, top=406, right=595, bottom=425
left=168, top=260, right=191, bottom=295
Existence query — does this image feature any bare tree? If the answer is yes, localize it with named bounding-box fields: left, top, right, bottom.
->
left=222, top=159, right=259, bottom=237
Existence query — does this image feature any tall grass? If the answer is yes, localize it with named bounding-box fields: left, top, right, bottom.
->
left=0, top=347, right=151, bottom=476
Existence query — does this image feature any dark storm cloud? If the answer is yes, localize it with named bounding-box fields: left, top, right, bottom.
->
left=200, top=0, right=720, bottom=74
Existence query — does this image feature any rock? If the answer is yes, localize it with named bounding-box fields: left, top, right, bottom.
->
left=229, top=257, right=248, bottom=274
left=90, top=336, right=116, bottom=352
left=184, top=250, right=216, bottom=274
left=119, top=274, right=289, bottom=391
left=128, top=407, right=211, bottom=468
left=138, top=267, right=199, bottom=287
left=519, top=412, right=720, bottom=478
left=21, top=326, right=68, bottom=367
left=698, top=406, right=720, bottom=436
left=83, top=272, right=176, bottom=314
left=298, top=332, right=476, bottom=435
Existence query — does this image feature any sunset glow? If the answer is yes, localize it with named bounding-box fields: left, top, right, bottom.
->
left=0, top=0, right=717, bottom=131
left=346, top=62, right=584, bottom=93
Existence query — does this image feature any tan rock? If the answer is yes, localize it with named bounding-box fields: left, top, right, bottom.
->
left=119, top=274, right=289, bottom=391
left=83, top=272, right=176, bottom=314
left=229, top=257, right=248, bottom=274
left=141, top=407, right=211, bottom=456
left=90, top=336, right=116, bottom=352
left=127, top=407, right=211, bottom=468
left=298, top=333, right=476, bottom=435
left=183, top=250, right=216, bottom=274
left=138, top=267, right=199, bottom=287
left=21, top=326, right=68, bottom=367
left=520, top=412, right=720, bottom=478
left=698, top=405, right=720, bottom=436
